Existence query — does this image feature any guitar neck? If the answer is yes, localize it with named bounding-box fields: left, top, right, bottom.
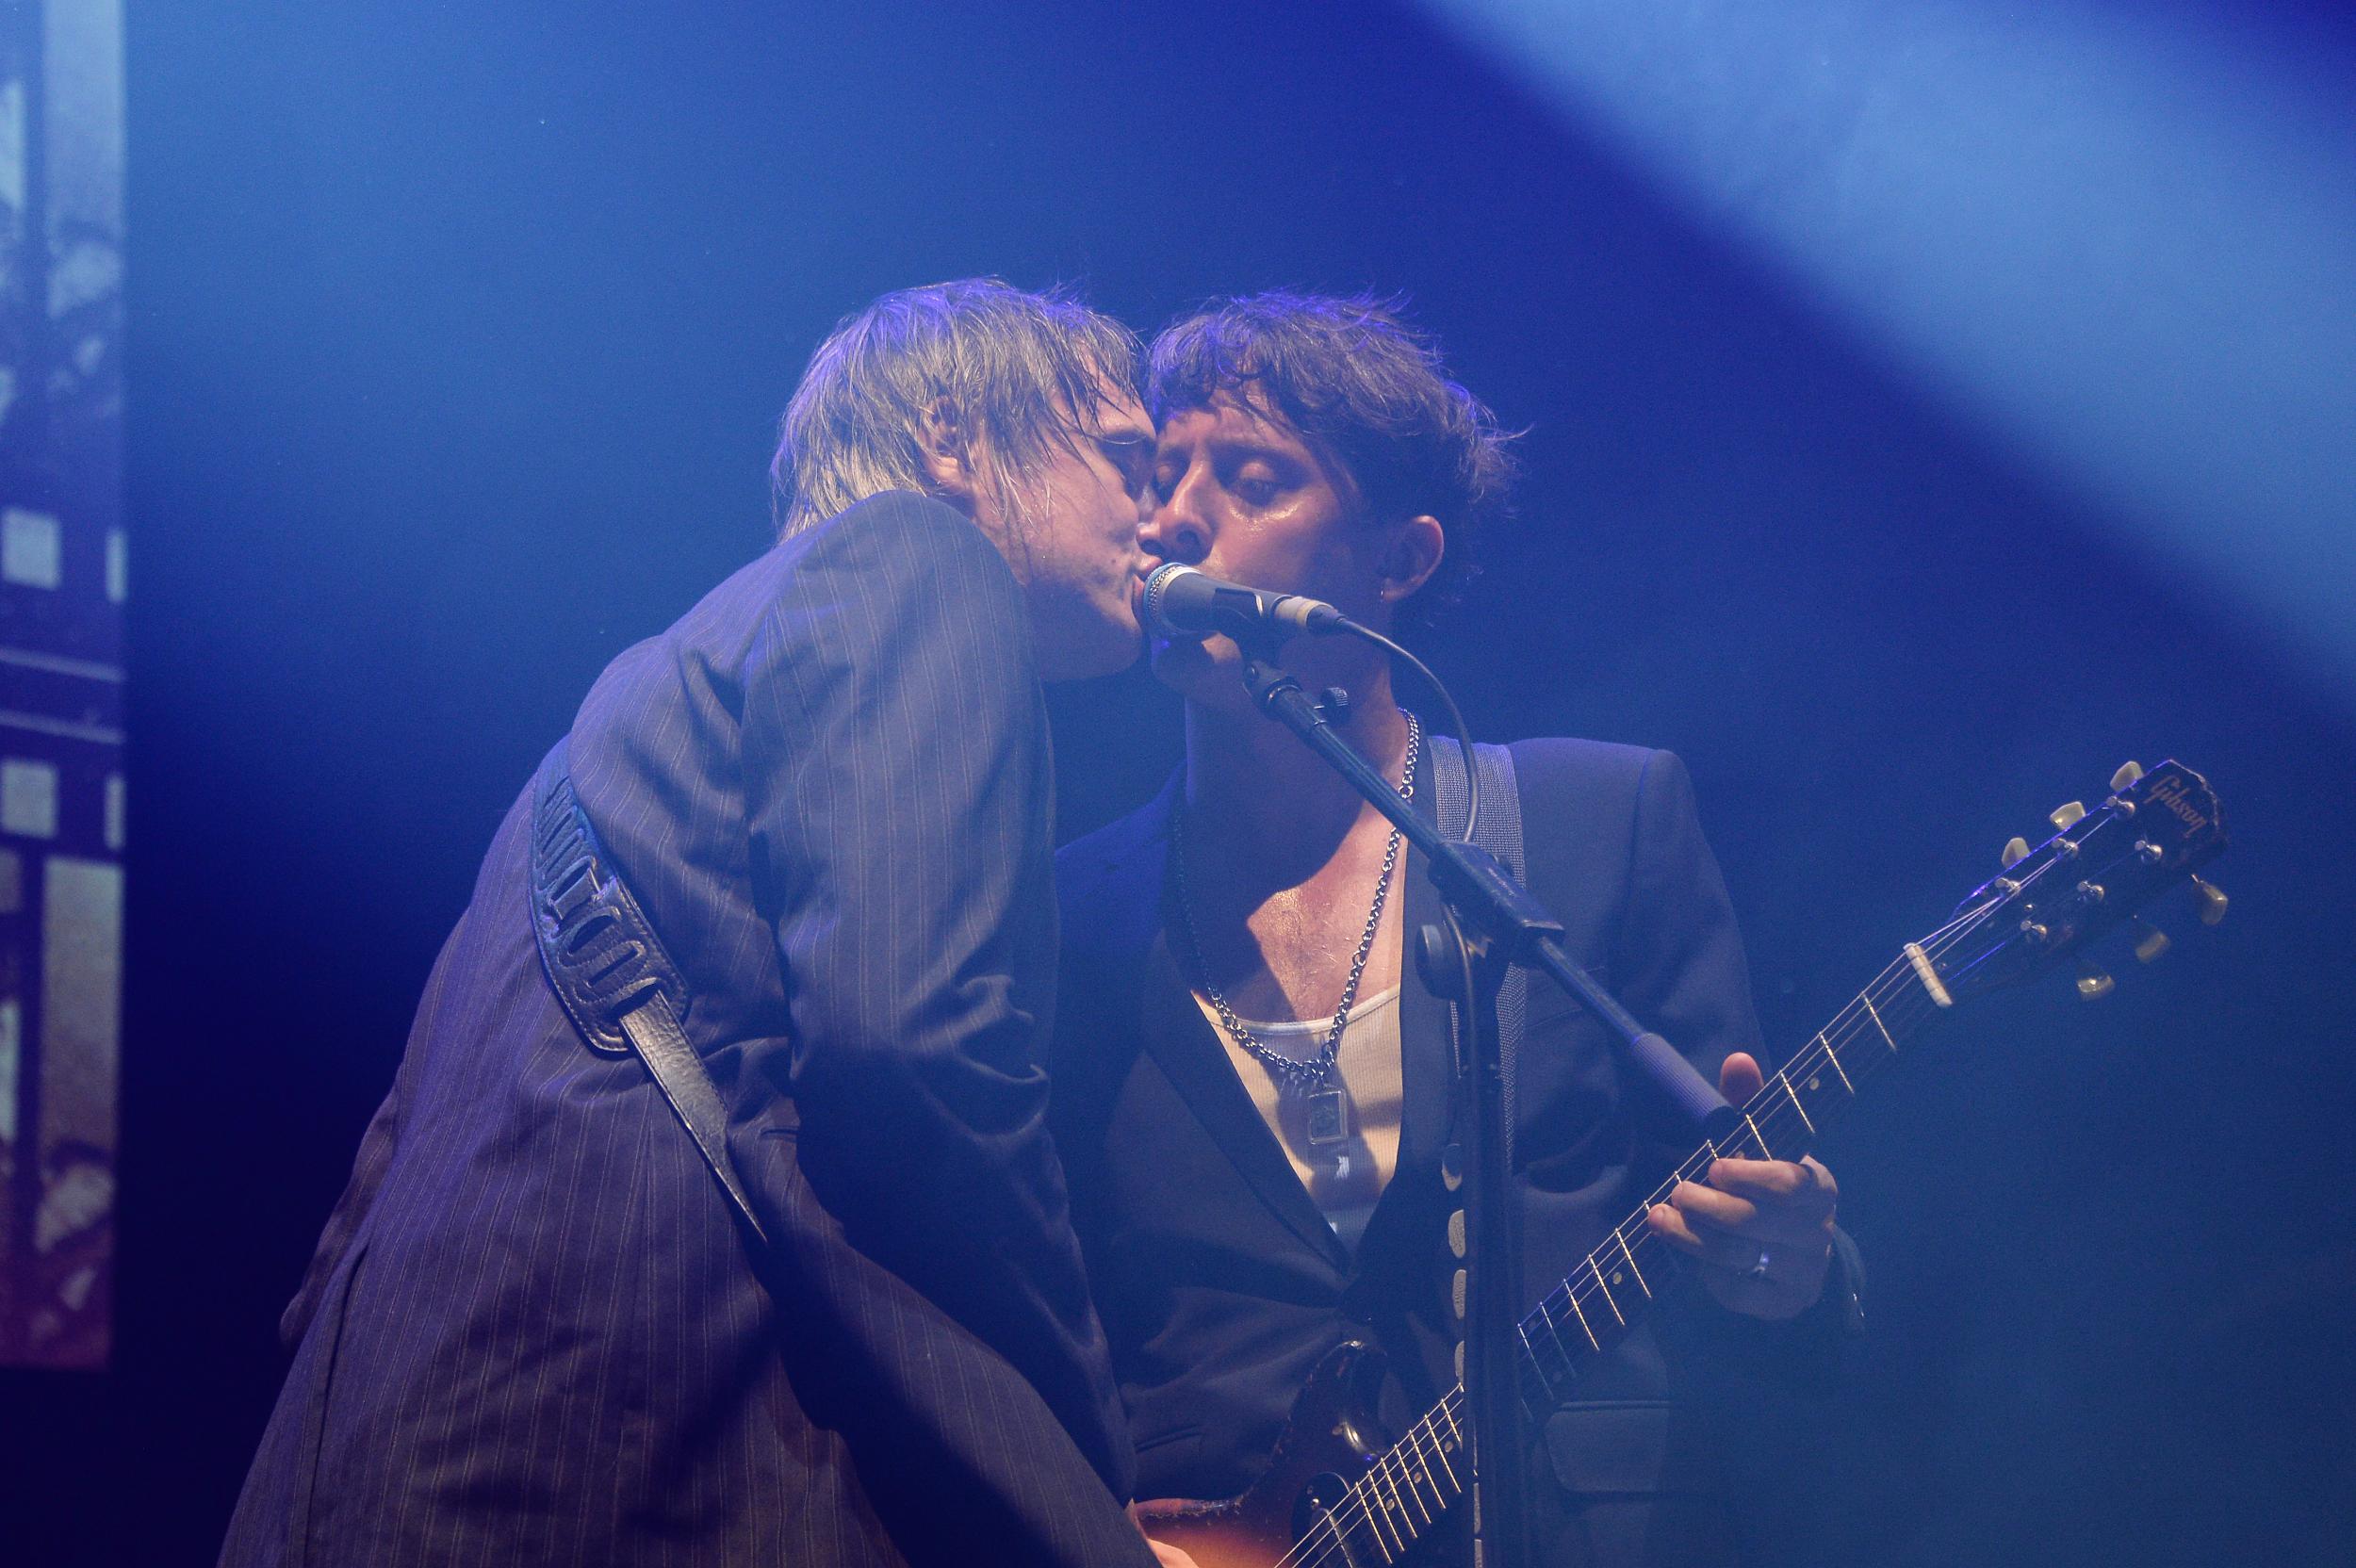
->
left=1290, top=760, right=2223, bottom=1568
left=1514, top=942, right=1946, bottom=1400
left=1308, top=945, right=1953, bottom=1566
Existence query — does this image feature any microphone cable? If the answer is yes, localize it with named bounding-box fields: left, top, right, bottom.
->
left=1333, top=621, right=1481, bottom=845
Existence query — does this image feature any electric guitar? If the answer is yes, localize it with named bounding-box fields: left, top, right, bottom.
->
left=1137, top=760, right=2229, bottom=1568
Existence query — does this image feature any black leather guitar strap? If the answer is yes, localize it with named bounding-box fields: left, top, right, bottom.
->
left=527, top=738, right=771, bottom=1249
left=1429, top=735, right=1528, bottom=1165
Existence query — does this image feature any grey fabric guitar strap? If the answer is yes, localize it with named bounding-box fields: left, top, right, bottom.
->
left=1427, top=734, right=1528, bottom=1162
left=527, top=739, right=770, bottom=1250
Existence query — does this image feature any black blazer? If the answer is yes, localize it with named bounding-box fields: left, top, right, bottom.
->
left=1053, top=740, right=1851, bottom=1562
left=222, top=495, right=1154, bottom=1568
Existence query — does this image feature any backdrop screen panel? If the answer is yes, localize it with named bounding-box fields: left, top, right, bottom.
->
left=0, top=0, right=124, bottom=1372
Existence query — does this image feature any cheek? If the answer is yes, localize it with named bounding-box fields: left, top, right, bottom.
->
left=1208, top=518, right=1316, bottom=583
left=1062, top=467, right=1130, bottom=532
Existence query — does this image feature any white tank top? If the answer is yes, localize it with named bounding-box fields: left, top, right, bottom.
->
left=1201, top=983, right=1404, bottom=1253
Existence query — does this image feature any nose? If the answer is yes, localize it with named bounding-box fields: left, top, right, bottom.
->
left=1137, top=469, right=1209, bottom=566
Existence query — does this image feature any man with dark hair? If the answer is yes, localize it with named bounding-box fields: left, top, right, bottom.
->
left=1053, top=292, right=1856, bottom=1566
left=221, top=280, right=1168, bottom=1568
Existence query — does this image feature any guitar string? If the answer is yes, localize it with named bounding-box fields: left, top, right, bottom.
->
left=1328, top=809, right=2151, bottom=1561
left=1524, top=937, right=1957, bottom=1361
left=1268, top=884, right=2030, bottom=1568
left=1270, top=946, right=1967, bottom=1568
left=1300, top=836, right=2146, bottom=1566
left=1260, top=976, right=1906, bottom=1568
left=1366, top=960, right=1970, bottom=1554
left=1277, top=956, right=1962, bottom=1568
left=1532, top=906, right=1990, bottom=1349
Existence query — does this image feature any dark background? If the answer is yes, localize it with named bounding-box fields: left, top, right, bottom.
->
left=9, top=0, right=2351, bottom=1560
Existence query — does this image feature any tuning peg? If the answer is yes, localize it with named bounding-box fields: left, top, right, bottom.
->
left=2074, top=960, right=2115, bottom=1001
left=2001, top=836, right=2030, bottom=869
left=2050, top=801, right=2086, bottom=830
left=2110, top=760, right=2145, bottom=792
left=2132, top=919, right=2171, bottom=963
left=2190, top=875, right=2228, bottom=926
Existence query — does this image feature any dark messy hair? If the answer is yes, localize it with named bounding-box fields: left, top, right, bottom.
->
left=1148, top=291, right=1516, bottom=628
left=772, top=278, right=1144, bottom=538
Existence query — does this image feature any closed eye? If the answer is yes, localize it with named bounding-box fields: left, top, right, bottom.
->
left=1099, top=435, right=1154, bottom=500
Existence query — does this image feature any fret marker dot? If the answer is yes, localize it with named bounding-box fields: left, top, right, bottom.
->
left=1610, top=1271, right=1623, bottom=1285
left=1808, top=1077, right=1820, bottom=1091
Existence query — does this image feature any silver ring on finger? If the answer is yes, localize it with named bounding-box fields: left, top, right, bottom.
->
left=1746, top=1248, right=1771, bottom=1281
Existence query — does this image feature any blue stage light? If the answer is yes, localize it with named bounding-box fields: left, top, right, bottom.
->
left=1417, top=0, right=2356, bottom=701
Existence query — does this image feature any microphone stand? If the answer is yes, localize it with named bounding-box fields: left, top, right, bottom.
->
left=1233, top=645, right=1739, bottom=1568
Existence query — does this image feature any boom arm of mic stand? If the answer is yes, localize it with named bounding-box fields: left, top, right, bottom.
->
left=1238, top=651, right=1739, bottom=1568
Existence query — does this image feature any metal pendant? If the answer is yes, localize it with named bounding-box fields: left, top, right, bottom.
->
left=1304, top=1086, right=1350, bottom=1149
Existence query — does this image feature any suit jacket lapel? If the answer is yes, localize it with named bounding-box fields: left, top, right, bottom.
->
left=1118, top=780, right=1353, bottom=1274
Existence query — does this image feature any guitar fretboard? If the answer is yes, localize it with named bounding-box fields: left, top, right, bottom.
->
left=1275, top=932, right=1973, bottom=1568
left=1262, top=758, right=2223, bottom=1568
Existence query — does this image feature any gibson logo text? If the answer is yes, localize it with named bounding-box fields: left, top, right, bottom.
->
left=2147, top=776, right=2210, bottom=834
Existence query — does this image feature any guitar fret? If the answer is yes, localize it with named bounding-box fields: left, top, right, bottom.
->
left=1742, top=1110, right=1774, bottom=1160
left=1860, top=993, right=1899, bottom=1053
left=1356, top=1474, right=1402, bottom=1562
left=1423, top=1413, right=1461, bottom=1488
left=1422, top=1422, right=1454, bottom=1508
left=1519, top=1309, right=1571, bottom=1405
left=1430, top=1411, right=1460, bottom=1490
left=1514, top=1317, right=1551, bottom=1400
left=1371, top=1459, right=1408, bottom=1544
left=1778, top=1073, right=1816, bottom=1138
left=1398, top=1446, right=1434, bottom=1525
left=1393, top=1449, right=1428, bottom=1527
left=1379, top=1465, right=1411, bottom=1556
left=1538, top=1296, right=1585, bottom=1377
left=1612, top=1228, right=1651, bottom=1298
left=1560, top=1283, right=1601, bottom=1352
left=1816, top=1030, right=1856, bottom=1095
left=1586, top=1255, right=1626, bottom=1325
left=1387, top=1446, right=1423, bottom=1528
left=1356, top=1517, right=1399, bottom=1567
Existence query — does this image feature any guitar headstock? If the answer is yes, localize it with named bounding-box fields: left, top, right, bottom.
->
left=1924, top=760, right=2227, bottom=1005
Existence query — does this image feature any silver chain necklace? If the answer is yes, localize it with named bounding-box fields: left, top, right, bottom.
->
left=1172, top=710, right=1421, bottom=1149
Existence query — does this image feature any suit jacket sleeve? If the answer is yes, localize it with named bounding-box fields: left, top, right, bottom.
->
left=1611, top=749, right=1768, bottom=1144
left=736, top=495, right=1149, bottom=1562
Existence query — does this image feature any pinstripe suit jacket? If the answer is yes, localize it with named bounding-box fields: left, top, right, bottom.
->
left=221, top=494, right=1154, bottom=1568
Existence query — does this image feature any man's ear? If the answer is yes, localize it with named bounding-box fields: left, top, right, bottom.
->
left=918, top=400, right=983, bottom=516
left=1377, top=514, right=1446, bottom=604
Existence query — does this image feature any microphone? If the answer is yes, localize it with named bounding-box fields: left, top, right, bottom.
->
left=1137, top=563, right=1351, bottom=643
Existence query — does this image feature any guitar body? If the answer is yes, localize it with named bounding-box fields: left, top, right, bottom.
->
left=1136, top=1340, right=1408, bottom=1568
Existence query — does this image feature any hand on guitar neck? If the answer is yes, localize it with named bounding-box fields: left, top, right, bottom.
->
left=1645, top=1051, right=1841, bottom=1321
left=1128, top=762, right=2227, bottom=1568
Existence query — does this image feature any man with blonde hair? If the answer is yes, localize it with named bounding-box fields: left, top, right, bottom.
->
left=222, top=280, right=1165, bottom=1567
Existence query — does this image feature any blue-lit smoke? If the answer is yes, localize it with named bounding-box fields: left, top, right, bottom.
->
left=1417, top=0, right=2356, bottom=702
